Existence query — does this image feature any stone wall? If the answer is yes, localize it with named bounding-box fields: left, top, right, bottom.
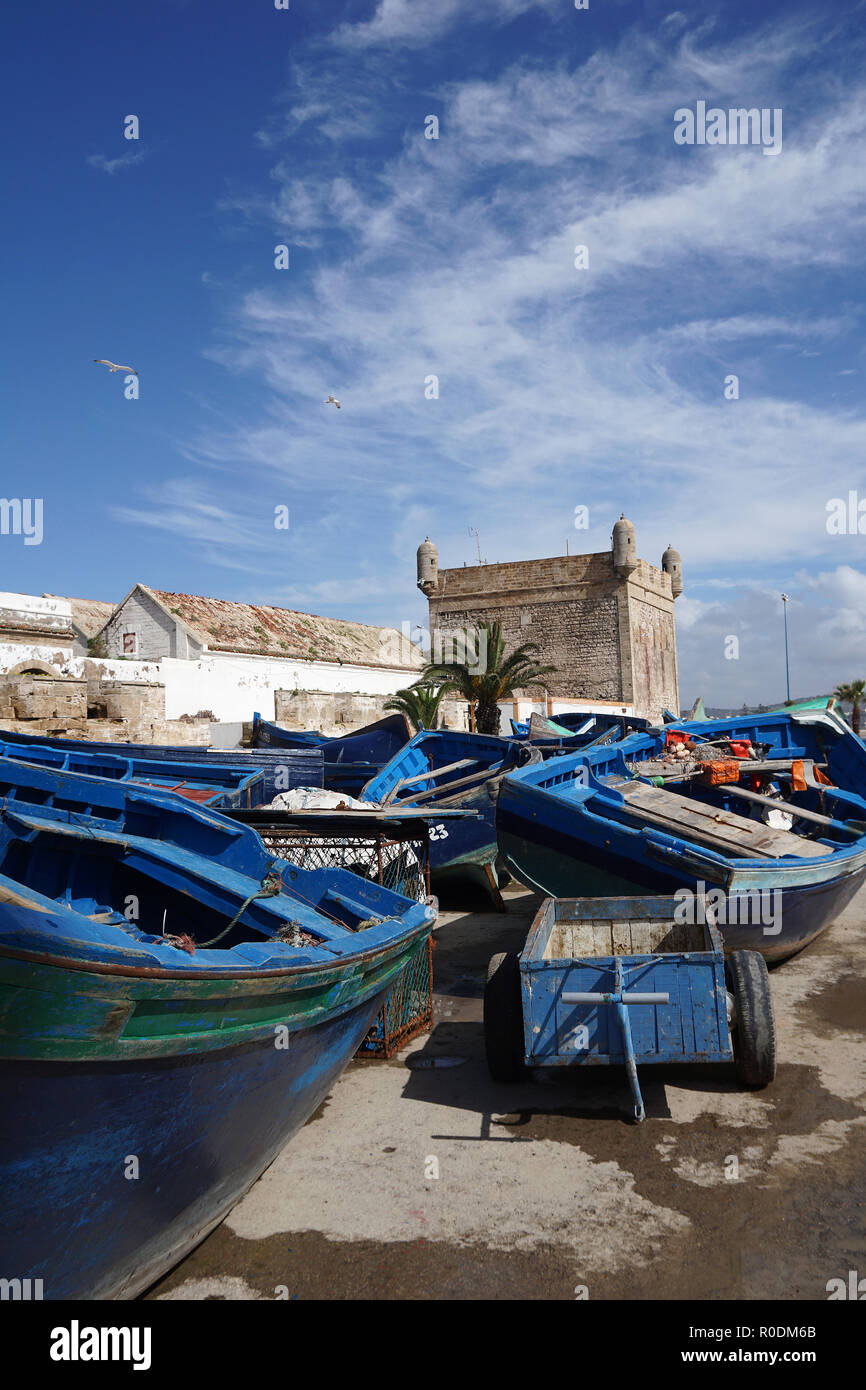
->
left=0, top=716, right=211, bottom=746
left=428, top=553, right=625, bottom=700
left=274, top=689, right=393, bottom=733
left=0, top=676, right=210, bottom=745
left=273, top=689, right=469, bottom=736
left=627, top=597, right=678, bottom=721
left=426, top=550, right=679, bottom=721
left=0, top=675, right=87, bottom=721
left=87, top=681, right=167, bottom=724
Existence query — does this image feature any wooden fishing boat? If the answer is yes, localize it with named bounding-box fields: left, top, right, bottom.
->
left=510, top=712, right=654, bottom=747
left=0, top=760, right=434, bottom=1299
left=361, top=730, right=539, bottom=907
left=496, top=710, right=866, bottom=961
left=251, top=712, right=412, bottom=795
left=0, top=735, right=264, bottom=808
left=0, top=727, right=323, bottom=802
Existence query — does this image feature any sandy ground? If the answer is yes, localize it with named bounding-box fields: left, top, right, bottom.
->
left=147, top=881, right=866, bottom=1301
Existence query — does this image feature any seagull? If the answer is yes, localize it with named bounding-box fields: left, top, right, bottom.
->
left=324, top=394, right=341, bottom=409
left=94, top=359, right=138, bottom=375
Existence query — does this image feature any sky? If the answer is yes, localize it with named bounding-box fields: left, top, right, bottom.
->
left=1, top=0, right=865, bottom=707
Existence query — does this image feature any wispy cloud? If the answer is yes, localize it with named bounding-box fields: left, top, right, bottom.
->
left=86, top=150, right=147, bottom=175
left=110, top=480, right=290, bottom=578
left=175, top=8, right=866, bottom=696
left=332, top=0, right=558, bottom=50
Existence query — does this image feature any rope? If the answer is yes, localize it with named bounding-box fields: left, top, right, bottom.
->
left=187, top=870, right=283, bottom=950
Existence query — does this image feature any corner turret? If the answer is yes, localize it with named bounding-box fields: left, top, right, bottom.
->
left=417, top=537, right=439, bottom=597
left=612, top=514, right=637, bottom=578
left=662, top=543, right=683, bottom=598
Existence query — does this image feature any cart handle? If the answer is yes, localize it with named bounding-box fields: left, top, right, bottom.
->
left=562, top=991, right=670, bottom=1005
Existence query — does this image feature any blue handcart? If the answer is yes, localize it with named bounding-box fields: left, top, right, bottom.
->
left=484, top=895, right=775, bottom=1121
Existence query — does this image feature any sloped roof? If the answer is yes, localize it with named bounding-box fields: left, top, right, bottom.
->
left=139, top=585, right=424, bottom=669
left=54, top=596, right=117, bottom=639
left=31, top=594, right=116, bottom=641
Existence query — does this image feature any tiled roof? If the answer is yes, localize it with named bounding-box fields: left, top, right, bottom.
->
left=55, top=597, right=117, bottom=639
left=142, top=586, right=424, bottom=669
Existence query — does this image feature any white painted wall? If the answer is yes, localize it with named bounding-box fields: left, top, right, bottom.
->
left=0, top=593, right=74, bottom=670
left=0, top=639, right=74, bottom=670
left=0, top=592, right=72, bottom=626
left=0, top=645, right=420, bottom=722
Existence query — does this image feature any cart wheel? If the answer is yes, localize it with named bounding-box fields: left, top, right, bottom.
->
left=726, top=950, right=776, bottom=1087
left=484, top=952, right=525, bottom=1082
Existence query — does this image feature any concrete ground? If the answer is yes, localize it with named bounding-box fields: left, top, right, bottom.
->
left=148, top=882, right=866, bottom=1301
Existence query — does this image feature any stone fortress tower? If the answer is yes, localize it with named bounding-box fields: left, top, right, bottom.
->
left=417, top=516, right=682, bottom=723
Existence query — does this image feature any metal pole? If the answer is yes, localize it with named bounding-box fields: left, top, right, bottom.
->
left=781, top=594, right=791, bottom=703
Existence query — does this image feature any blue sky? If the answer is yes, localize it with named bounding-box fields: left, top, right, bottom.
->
left=2, top=0, right=865, bottom=705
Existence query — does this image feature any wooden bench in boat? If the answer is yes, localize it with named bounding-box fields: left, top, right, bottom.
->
left=601, top=776, right=826, bottom=860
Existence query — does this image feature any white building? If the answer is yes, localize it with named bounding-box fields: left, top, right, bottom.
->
left=0, top=584, right=425, bottom=726
left=0, top=592, right=114, bottom=673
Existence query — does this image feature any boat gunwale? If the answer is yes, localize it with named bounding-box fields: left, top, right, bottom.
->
left=0, top=917, right=432, bottom=981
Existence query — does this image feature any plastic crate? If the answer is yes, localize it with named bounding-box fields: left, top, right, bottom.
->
left=700, top=759, right=740, bottom=785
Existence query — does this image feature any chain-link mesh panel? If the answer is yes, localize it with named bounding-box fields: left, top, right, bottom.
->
left=356, top=935, right=434, bottom=1059
left=252, top=825, right=433, bottom=1059
left=259, top=831, right=427, bottom=903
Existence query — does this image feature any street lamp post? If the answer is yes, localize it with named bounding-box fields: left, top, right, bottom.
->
left=781, top=593, right=791, bottom=704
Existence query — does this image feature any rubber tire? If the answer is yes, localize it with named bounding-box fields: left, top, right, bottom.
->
left=484, top=951, right=525, bottom=1082
left=727, top=950, right=776, bottom=1087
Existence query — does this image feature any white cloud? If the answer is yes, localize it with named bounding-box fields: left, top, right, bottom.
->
left=660, top=315, right=848, bottom=345
left=180, top=12, right=866, bottom=697
left=86, top=150, right=147, bottom=175
left=677, top=568, right=866, bottom=705
left=333, top=0, right=557, bottom=50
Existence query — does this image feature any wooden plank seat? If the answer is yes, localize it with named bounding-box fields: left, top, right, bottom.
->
left=601, top=776, right=827, bottom=860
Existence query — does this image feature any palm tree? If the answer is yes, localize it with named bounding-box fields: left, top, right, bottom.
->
left=420, top=620, right=557, bottom=735
left=383, top=682, right=447, bottom=732
left=833, top=679, right=866, bottom=735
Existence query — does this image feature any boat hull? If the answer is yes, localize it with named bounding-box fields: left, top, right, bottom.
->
left=425, top=789, right=499, bottom=893
left=497, top=793, right=866, bottom=962
left=0, top=971, right=399, bottom=1299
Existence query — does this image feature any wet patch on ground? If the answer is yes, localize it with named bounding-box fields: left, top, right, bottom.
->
left=148, top=1226, right=581, bottom=1301
left=800, top=973, right=866, bottom=1036
left=148, top=1170, right=865, bottom=1302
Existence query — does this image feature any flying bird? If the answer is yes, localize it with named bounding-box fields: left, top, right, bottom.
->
left=94, top=359, right=138, bottom=374
left=324, top=394, right=341, bottom=409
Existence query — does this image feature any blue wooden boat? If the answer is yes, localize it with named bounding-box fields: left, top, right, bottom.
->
left=0, top=735, right=264, bottom=808
left=510, top=711, right=654, bottom=747
left=0, top=759, right=434, bottom=1300
left=0, top=727, right=323, bottom=803
left=361, top=730, right=539, bottom=907
left=496, top=710, right=866, bottom=961
left=251, top=712, right=412, bottom=795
